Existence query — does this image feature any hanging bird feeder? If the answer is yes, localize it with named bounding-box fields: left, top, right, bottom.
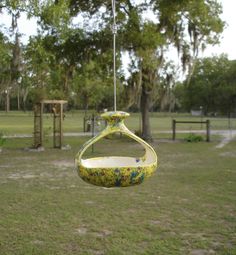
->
left=75, top=0, right=158, bottom=187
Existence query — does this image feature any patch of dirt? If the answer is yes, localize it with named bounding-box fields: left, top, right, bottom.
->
left=150, top=219, right=172, bottom=228
left=84, top=185, right=96, bottom=189
left=6, top=170, right=69, bottom=181
left=84, top=200, right=95, bottom=205
left=190, top=250, right=207, bottom=255
left=39, top=172, right=54, bottom=178
left=157, top=139, right=181, bottom=143
left=149, top=220, right=161, bottom=225
left=22, top=174, right=37, bottom=179
left=75, top=227, right=88, bottom=235
left=190, top=249, right=215, bottom=255
left=31, top=240, right=44, bottom=245
left=93, top=229, right=112, bottom=238
left=159, top=162, right=176, bottom=170
left=25, top=147, right=45, bottom=152
left=211, top=241, right=221, bottom=249
left=182, top=232, right=206, bottom=239
left=51, top=160, right=75, bottom=168
left=180, top=198, right=189, bottom=203
left=65, top=243, right=81, bottom=253
left=87, top=249, right=105, bottom=255
left=0, top=165, right=12, bottom=168
left=215, top=132, right=236, bottom=148
left=7, top=173, right=37, bottom=179
left=125, top=208, right=137, bottom=213
left=49, top=186, right=61, bottom=190
left=144, top=201, right=156, bottom=205
left=219, top=151, right=236, bottom=157
left=75, top=226, right=112, bottom=239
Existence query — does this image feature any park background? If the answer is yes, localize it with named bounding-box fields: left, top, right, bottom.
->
left=0, top=1, right=236, bottom=255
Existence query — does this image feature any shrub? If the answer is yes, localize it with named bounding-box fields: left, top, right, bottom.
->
left=0, top=132, right=6, bottom=147
left=185, top=133, right=203, bottom=142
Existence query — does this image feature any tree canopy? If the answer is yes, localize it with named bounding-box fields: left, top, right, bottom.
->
left=175, top=55, right=236, bottom=115
left=0, top=0, right=226, bottom=138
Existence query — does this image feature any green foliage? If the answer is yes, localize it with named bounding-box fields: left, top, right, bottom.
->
left=39, top=0, right=71, bottom=30
left=29, top=87, right=47, bottom=103
left=71, top=59, right=119, bottom=111
left=0, top=0, right=225, bottom=115
left=179, top=55, right=236, bottom=114
left=0, top=32, right=12, bottom=90
left=184, top=133, right=203, bottom=142
left=0, top=132, right=6, bottom=147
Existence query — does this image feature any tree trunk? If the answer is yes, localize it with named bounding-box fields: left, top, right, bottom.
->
left=83, top=95, right=89, bottom=117
left=22, top=87, right=29, bottom=112
left=140, top=86, right=153, bottom=141
left=5, top=90, right=10, bottom=112
left=17, top=85, right=21, bottom=110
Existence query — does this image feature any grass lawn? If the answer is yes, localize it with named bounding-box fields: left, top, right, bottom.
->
left=1, top=111, right=236, bottom=136
left=0, top=136, right=235, bottom=254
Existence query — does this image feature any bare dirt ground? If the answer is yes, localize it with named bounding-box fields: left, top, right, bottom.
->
left=213, top=130, right=236, bottom=148
left=4, top=129, right=236, bottom=148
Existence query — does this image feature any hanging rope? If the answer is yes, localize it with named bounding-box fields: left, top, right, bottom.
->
left=112, top=0, right=117, bottom=111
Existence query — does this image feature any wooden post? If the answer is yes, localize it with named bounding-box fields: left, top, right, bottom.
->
left=206, top=119, right=210, bottom=142
left=53, top=112, right=55, bottom=148
left=33, top=105, right=36, bottom=147
left=59, top=103, right=63, bottom=148
left=52, top=103, right=63, bottom=148
left=40, top=102, right=43, bottom=147
left=34, top=100, right=67, bottom=149
left=5, top=89, right=10, bottom=112
left=172, top=119, right=176, bottom=140
left=91, top=114, right=95, bottom=153
left=33, top=103, right=42, bottom=148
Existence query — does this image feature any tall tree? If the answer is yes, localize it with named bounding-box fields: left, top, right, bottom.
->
left=0, top=32, right=11, bottom=110
left=0, top=0, right=71, bottom=109
left=122, top=0, right=224, bottom=140
left=68, top=0, right=224, bottom=140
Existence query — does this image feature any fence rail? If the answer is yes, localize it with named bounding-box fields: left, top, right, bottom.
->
left=172, top=119, right=210, bottom=142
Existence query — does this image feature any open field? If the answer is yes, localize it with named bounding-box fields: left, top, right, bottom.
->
left=0, top=135, right=236, bottom=254
left=1, top=111, right=236, bottom=136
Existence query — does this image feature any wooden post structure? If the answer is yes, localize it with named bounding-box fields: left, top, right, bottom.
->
left=60, top=103, right=63, bottom=148
left=172, top=119, right=210, bottom=142
left=33, top=103, right=43, bottom=148
left=52, top=104, right=59, bottom=148
left=40, top=103, right=43, bottom=145
left=83, top=116, right=86, bottom=132
left=206, top=119, right=210, bottom=142
left=91, top=114, right=95, bottom=153
left=33, top=100, right=67, bottom=149
left=172, top=119, right=176, bottom=141
left=50, top=100, right=66, bottom=149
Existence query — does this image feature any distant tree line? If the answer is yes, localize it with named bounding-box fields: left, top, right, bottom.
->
left=174, top=55, right=236, bottom=116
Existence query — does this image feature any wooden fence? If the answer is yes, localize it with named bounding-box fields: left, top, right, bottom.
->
left=172, top=119, right=210, bottom=142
